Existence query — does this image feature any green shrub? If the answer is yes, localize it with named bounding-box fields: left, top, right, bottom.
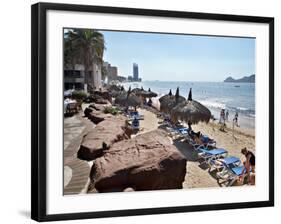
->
left=103, top=106, right=119, bottom=115
left=72, top=90, right=87, bottom=100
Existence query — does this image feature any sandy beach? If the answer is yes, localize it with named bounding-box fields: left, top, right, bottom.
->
left=135, top=106, right=255, bottom=189
left=64, top=100, right=255, bottom=194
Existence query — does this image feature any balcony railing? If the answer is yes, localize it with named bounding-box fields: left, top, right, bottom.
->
left=64, top=77, right=84, bottom=83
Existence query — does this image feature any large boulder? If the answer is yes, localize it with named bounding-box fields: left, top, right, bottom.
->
left=84, top=106, right=113, bottom=124
left=88, top=110, right=113, bottom=124
left=84, top=94, right=111, bottom=104
left=95, top=98, right=110, bottom=105
left=89, top=103, right=111, bottom=111
left=94, top=90, right=112, bottom=102
left=89, top=129, right=187, bottom=192
left=84, top=107, right=94, bottom=117
left=77, top=116, right=129, bottom=161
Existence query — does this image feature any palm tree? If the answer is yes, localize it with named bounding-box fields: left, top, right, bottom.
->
left=64, top=28, right=105, bottom=89
left=64, top=31, right=77, bottom=70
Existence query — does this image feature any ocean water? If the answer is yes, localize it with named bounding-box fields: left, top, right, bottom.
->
left=122, top=81, right=255, bottom=130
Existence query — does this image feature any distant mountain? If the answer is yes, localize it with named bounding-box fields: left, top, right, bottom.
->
left=224, top=74, right=255, bottom=83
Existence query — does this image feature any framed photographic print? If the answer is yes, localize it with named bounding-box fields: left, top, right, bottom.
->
left=31, top=2, right=274, bottom=222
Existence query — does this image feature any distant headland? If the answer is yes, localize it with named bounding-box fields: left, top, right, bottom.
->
left=224, top=74, right=255, bottom=83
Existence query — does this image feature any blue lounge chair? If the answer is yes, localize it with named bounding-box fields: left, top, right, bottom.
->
left=127, top=111, right=144, bottom=120
left=178, top=127, right=189, bottom=133
left=176, top=127, right=190, bottom=136
left=201, top=135, right=216, bottom=147
left=198, top=148, right=228, bottom=164
left=216, top=165, right=248, bottom=186
left=131, top=117, right=140, bottom=130
left=186, top=133, right=216, bottom=150
left=209, top=156, right=241, bottom=172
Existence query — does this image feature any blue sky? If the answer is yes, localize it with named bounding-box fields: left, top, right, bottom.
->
left=101, top=30, right=255, bottom=82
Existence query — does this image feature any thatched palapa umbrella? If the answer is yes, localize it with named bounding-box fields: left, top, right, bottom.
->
left=131, top=87, right=142, bottom=95
left=159, top=89, right=173, bottom=103
left=108, top=85, right=123, bottom=98
left=108, top=84, right=121, bottom=92
left=142, top=88, right=157, bottom=98
left=160, top=87, right=185, bottom=114
left=171, top=88, right=211, bottom=125
left=115, top=88, right=141, bottom=109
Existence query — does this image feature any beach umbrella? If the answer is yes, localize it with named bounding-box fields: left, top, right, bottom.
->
left=108, top=84, right=123, bottom=98
left=159, top=89, right=173, bottom=103
left=115, top=89, right=141, bottom=108
left=131, top=87, right=143, bottom=95
left=141, top=88, right=158, bottom=98
left=160, top=87, right=185, bottom=114
left=108, top=84, right=121, bottom=92
left=110, top=87, right=126, bottom=98
left=170, top=88, right=211, bottom=124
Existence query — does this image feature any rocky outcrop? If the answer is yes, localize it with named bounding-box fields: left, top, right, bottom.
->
left=89, top=103, right=110, bottom=111
left=84, top=107, right=94, bottom=118
left=84, top=94, right=111, bottom=104
left=84, top=106, right=113, bottom=124
left=89, top=129, right=186, bottom=192
left=77, top=116, right=129, bottom=161
left=224, top=74, right=255, bottom=83
left=94, top=90, right=112, bottom=102
left=88, top=110, right=113, bottom=124
left=95, top=98, right=110, bottom=104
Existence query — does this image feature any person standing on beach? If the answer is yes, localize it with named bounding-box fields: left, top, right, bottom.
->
left=233, top=112, right=239, bottom=127
left=241, top=147, right=255, bottom=185
left=225, top=110, right=229, bottom=121
left=219, top=109, right=223, bottom=124
left=219, top=109, right=226, bottom=131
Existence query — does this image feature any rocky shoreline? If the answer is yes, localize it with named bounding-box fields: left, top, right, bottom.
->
left=67, top=96, right=187, bottom=193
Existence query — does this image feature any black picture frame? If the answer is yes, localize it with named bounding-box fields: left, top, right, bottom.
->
left=31, top=2, right=274, bottom=222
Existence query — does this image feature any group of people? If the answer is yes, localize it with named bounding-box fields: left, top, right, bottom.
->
left=187, top=120, right=255, bottom=186
left=219, top=109, right=239, bottom=131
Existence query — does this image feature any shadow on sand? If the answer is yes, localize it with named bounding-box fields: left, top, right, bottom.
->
left=172, top=137, right=225, bottom=185
left=172, top=138, right=198, bottom=162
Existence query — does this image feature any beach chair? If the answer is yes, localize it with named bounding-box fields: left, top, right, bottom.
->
left=131, top=117, right=140, bottom=130
left=66, top=102, right=78, bottom=115
left=127, top=111, right=144, bottom=120
left=177, top=127, right=190, bottom=135
left=208, top=156, right=241, bottom=172
left=186, top=136, right=209, bottom=151
left=198, top=148, right=228, bottom=164
left=185, top=132, right=215, bottom=151
left=201, top=135, right=216, bottom=148
left=216, top=165, right=247, bottom=186
left=165, top=126, right=181, bottom=138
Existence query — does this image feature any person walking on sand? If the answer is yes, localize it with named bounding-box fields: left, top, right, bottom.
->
left=241, top=147, right=255, bottom=185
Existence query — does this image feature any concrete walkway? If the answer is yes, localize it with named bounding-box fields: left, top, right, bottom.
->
left=63, top=111, right=94, bottom=195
